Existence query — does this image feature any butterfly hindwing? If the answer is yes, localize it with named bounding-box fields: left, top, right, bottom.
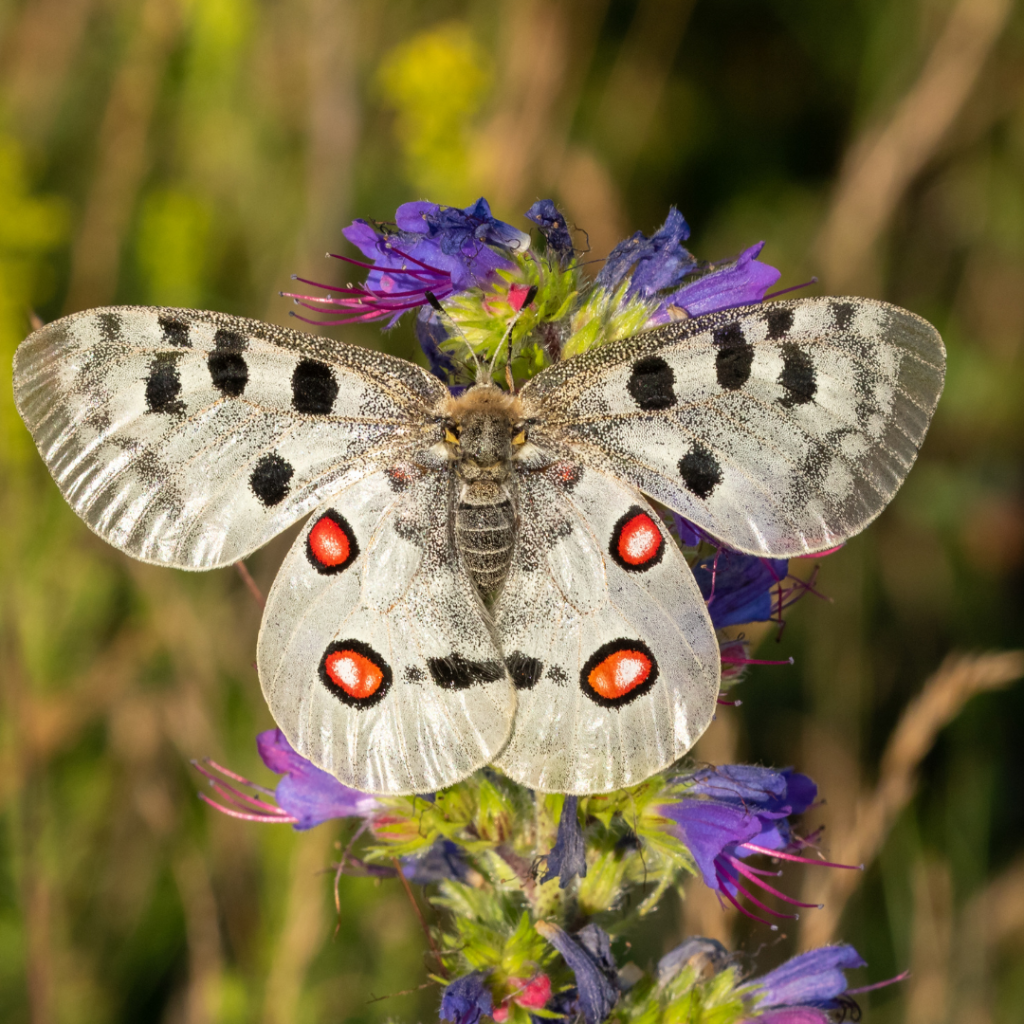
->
left=13, top=306, right=447, bottom=568
left=492, top=462, right=720, bottom=794
left=257, top=460, right=516, bottom=794
left=520, top=297, right=945, bottom=556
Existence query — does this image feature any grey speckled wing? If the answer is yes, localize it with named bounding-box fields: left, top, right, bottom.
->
left=13, top=306, right=448, bottom=568
left=519, top=296, right=945, bottom=556
left=492, top=461, right=720, bottom=794
left=257, top=461, right=516, bottom=794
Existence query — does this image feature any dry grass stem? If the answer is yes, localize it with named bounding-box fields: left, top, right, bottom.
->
left=236, top=560, right=267, bottom=609
left=800, top=650, right=1024, bottom=949
left=814, top=0, right=1012, bottom=293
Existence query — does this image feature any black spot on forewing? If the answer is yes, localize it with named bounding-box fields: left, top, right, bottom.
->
left=765, top=307, right=794, bottom=340
left=831, top=301, right=855, bottom=331
left=626, top=355, right=676, bottom=410
left=292, top=358, right=339, bottom=415
left=250, top=452, right=293, bottom=506
left=506, top=652, right=543, bottom=690
left=145, top=354, right=185, bottom=414
left=778, top=343, right=817, bottom=408
left=713, top=322, right=754, bottom=390
left=678, top=442, right=722, bottom=500
left=209, top=352, right=248, bottom=397
left=97, top=311, right=122, bottom=343
left=214, top=328, right=247, bottom=351
left=158, top=315, right=191, bottom=348
left=427, top=655, right=505, bottom=690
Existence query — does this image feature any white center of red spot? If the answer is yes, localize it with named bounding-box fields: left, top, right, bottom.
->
left=617, top=512, right=663, bottom=565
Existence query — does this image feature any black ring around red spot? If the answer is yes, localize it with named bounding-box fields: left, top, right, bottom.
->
left=306, top=509, right=359, bottom=574
left=318, top=639, right=392, bottom=708
left=609, top=505, right=665, bottom=572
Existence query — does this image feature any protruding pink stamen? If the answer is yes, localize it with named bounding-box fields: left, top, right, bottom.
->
left=847, top=970, right=910, bottom=995
left=198, top=791, right=298, bottom=824
left=763, top=277, right=818, bottom=300
left=729, top=856, right=822, bottom=908
left=716, top=871, right=779, bottom=928
left=740, top=842, right=862, bottom=871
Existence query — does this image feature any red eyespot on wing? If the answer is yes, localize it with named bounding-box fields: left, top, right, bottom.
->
left=319, top=640, right=391, bottom=708
left=610, top=507, right=665, bottom=571
left=306, top=510, right=358, bottom=574
left=580, top=639, right=658, bottom=707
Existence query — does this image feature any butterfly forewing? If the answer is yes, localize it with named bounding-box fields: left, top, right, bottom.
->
left=258, top=462, right=516, bottom=794
left=492, top=462, right=720, bottom=794
left=520, top=297, right=945, bottom=556
left=13, top=306, right=448, bottom=568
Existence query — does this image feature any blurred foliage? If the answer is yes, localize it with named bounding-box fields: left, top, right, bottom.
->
left=1, top=1, right=1023, bottom=1023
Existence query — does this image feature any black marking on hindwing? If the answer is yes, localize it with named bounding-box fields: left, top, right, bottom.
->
left=145, top=354, right=185, bottom=414
left=250, top=452, right=294, bottom=506
left=506, top=652, right=543, bottom=690
left=158, top=315, right=191, bottom=348
left=778, top=343, right=817, bottom=408
left=626, top=355, right=677, bottom=410
left=292, top=358, right=339, bottom=414
left=713, top=322, right=754, bottom=390
left=545, top=462, right=582, bottom=492
left=386, top=465, right=415, bottom=492
left=427, top=655, right=505, bottom=690
left=678, top=442, right=723, bottom=499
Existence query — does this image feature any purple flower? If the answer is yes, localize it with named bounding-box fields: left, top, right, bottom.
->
left=593, top=208, right=780, bottom=327
left=440, top=971, right=493, bottom=1024
left=255, top=730, right=379, bottom=829
left=659, top=766, right=856, bottom=926
left=650, top=242, right=781, bottom=322
left=535, top=922, right=618, bottom=1024
left=192, top=731, right=378, bottom=831
left=400, top=838, right=472, bottom=885
left=597, top=207, right=696, bottom=300
left=541, top=795, right=588, bottom=888
left=670, top=513, right=704, bottom=547
left=746, top=945, right=866, bottom=1013
left=284, top=198, right=529, bottom=327
left=526, top=199, right=573, bottom=263
left=693, top=550, right=789, bottom=629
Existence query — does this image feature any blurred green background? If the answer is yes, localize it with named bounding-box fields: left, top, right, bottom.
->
left=2, top=0, right=1024, bottom=1021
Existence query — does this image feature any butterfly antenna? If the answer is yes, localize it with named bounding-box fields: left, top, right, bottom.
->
left=425, top=292, right=480, bottom=377
left=488, top=284, right=538, bottom=382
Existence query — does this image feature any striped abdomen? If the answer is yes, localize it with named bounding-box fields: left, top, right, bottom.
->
left=455, top=482, right=516, bottom=595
